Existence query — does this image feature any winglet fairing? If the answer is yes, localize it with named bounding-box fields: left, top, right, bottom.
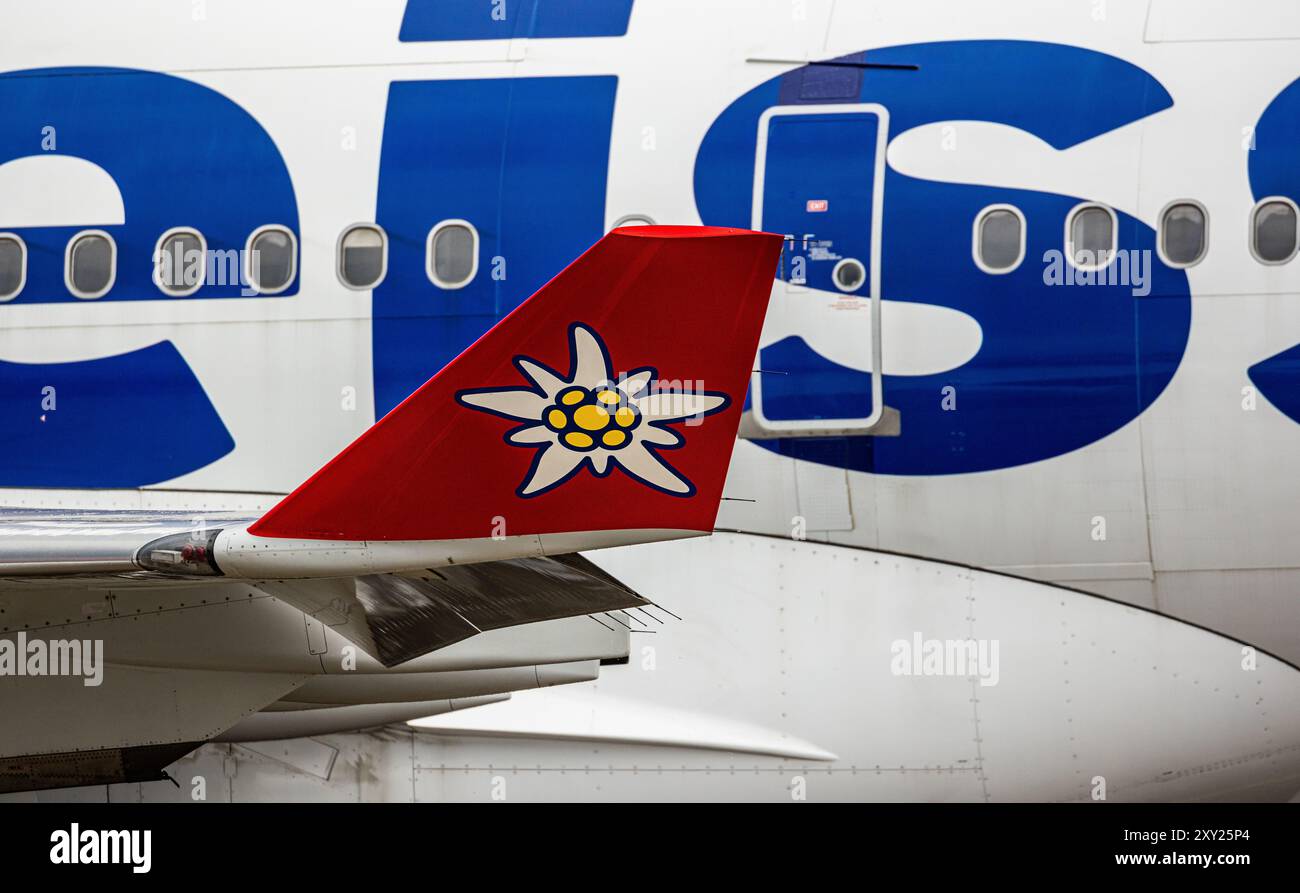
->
left=211, top=225, right=782, bottom=579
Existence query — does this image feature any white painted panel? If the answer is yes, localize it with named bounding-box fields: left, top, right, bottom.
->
left=237, top=738, right=338, bottom=779
left=1146, top=0, right=1300, bottom=42
left=742, top=0, right=836, bottom=61
left=795, top=460, right=853, bottom=532
left=0, top=157, right=124, bottom=228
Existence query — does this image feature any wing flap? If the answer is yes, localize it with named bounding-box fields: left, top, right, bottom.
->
left=261, top=553, right=648, bottom=668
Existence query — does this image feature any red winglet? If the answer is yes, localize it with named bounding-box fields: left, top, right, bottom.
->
left=250, top=226, right=783, bottom=541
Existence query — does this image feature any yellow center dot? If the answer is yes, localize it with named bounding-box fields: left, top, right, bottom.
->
left=596, top=389, right=622, bottom=406
left=547, top=409, right=567, bottom=429
left=573, top=404, right=610, bottom=431
left=560, top=389, right=585, bottom=406
left=563, top=431, right=594, bottom=449
left=614, top=407, right=637, bottom=428
left=602, top=430, right=627, bottom=448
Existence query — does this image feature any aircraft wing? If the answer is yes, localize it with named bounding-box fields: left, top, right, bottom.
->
left=0, top=507, right=648, bottom=667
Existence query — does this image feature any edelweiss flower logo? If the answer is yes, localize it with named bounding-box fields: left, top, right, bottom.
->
left=456, top=323, right=731, bottom=497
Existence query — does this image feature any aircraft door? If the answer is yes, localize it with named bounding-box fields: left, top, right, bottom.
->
left=749, top=104, right=890, bottom=437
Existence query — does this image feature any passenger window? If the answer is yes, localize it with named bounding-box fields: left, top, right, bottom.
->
left=1252, top=198, right=1298, bottom=264
left=1159, top=202, right=1207, bottom=268
left=427, top=220, right=478, bottom=289
left=974, top=206, right=1025, bottom=273
left=338, top=225, right=387, bottom=289
left=1066, top=204, right=1115, bottom=269
left=66, top=231, right=116, bottom=299
left=154, top=228, right=206, bottom=296
left=0, top=234, right=25, bottom=301
left=246, top=226, right=297, bottom=293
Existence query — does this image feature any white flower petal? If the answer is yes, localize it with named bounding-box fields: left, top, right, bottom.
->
left=614, top=443, right=692, bottom=494
left=636, top=426, right=684, bottom=448
left=507, top=426, right=555, bottom=445
left=516, top=359, right=568, bottom=398
left=632, top=391, right=728, bottom=423
left=618, top=369, right=654, bottom=397
left=460, top=389, right=547, bottom=421
left=572, top=324, right=612, bottom=386
left=520, top=445, right=585, bottom=496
